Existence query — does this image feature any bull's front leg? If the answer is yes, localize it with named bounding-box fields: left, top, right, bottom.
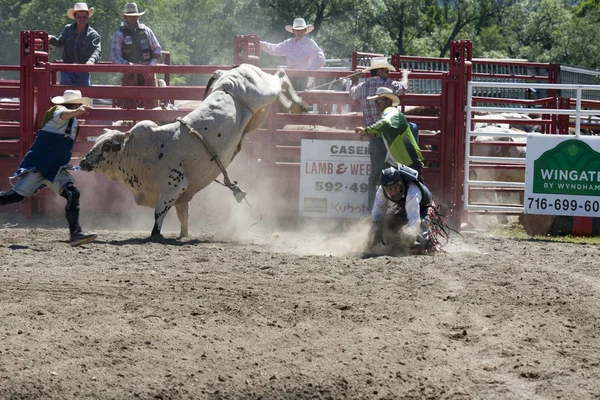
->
left=151, top=172, right=189, bottom=238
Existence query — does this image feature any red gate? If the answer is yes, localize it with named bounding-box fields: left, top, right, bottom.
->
left=0, top=31, right=565, bottom=230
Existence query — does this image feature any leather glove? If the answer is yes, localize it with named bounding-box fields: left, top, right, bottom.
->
left=373, top=230, right=385, bottom=246
left=369, top=223, right=385, bottom=247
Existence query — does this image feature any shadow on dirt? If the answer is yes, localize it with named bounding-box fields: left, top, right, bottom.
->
left=101, top=237, right=216, bottom=246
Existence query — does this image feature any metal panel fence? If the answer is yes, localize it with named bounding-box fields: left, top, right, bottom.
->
left=559, top=65, right=600, bottom=101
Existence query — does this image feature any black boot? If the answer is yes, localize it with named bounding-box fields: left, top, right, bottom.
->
left=0, top=190, right=24, bottom=206
left=62, top=184, right=97, bottom=247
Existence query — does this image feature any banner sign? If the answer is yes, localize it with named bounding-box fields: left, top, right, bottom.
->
left=299, top=139, right=370, bottom=218
left=525, top=135, right=600, bottom=216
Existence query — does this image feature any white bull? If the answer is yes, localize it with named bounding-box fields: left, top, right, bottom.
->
left=79, top=64, right=306, bottom=238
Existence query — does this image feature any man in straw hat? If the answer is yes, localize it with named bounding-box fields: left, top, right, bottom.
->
left=0, top=90, right=98, bottom=247
left=355, top=86, right=424, bottom=182
left=111, top=2, right=162, bottom=109
left=49, top=3, right=101, bottom=86
left=260, top=17, right=325, bottom=90
left=350, top=57, right=410, bottom=211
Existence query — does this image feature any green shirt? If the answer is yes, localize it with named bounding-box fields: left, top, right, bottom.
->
left=365, top=106, right=423, bottom=167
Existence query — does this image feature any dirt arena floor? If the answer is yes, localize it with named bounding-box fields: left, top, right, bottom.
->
left=1, top=188, right=600, bottom=399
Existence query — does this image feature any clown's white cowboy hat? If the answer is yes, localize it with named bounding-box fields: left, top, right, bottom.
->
left=364, top=56, right=396, bottom=72
left=118, top=2, right=146, bottom=16
left=367, top=87, right=400, bottom=106
left=285, top=18, right=314, bottom=34
left=67, top=2, right=95, bottom=19
left=51, top=89, right=90, bottom=105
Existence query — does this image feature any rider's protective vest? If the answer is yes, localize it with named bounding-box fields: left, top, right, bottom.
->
left=383, top=164, right=432, bottom=210
left=119, top=24, right=152, bottom=64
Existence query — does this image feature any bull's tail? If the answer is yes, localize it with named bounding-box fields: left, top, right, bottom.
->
left=277, top=69, right=308, bottom=114
left=204, top=74, right=217, bottom=100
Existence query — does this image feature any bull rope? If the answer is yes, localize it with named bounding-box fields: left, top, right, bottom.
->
left=421, top=205, right=461, bottom=255
left=176, top=116, right=265, bottom=232
left=175, top=117, right=247, bottom=203
left=305, top=72, right=360, bottom=91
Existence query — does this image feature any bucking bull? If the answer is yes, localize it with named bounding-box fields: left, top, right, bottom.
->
left=80, top=64, right=306, bottom=238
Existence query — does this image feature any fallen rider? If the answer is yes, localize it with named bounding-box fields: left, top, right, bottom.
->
left=369, top=164, right=437, bottom=254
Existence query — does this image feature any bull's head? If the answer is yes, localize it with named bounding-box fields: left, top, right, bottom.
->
left=80, top=129, right=129, bottom=172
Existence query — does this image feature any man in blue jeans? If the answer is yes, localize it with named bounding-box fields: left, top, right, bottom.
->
left=49, top=3, right=101, bottom=86
left=350, top=57, right=410, bottom=211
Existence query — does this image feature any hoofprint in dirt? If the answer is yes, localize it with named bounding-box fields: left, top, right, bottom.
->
left=1, top=225, right=599, bottom=399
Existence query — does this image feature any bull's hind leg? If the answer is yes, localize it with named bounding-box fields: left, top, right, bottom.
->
left=175, top=202, right=189, bottom=238
left=151, top=172, right=189, bottom=237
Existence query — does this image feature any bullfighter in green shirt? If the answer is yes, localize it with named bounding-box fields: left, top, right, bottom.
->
left=355, top=87, right=424, bottom=181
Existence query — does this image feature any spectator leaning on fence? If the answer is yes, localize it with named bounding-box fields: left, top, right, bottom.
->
left=350, top=57, right=410, bottom=211
left=259, top=18, right=326, bottom=90
left=111, top=2, right=162, bottom=109
left=49, top=2, right=101, bottom=86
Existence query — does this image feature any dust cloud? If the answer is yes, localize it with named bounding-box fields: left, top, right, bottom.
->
left=59, top=150, right=376, bottom=257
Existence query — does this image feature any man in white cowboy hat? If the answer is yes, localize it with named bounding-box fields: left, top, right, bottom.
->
left=49, top=3, right=101, bottom=86
left=259, top=17, right=326, bottom=90
left=111, top=2, right=162, bottom=109
left=350, top=57, right=411, bottom=211
left=0, top=90, right=98, bottom=247
left=355, top=86, right=424, bottom=182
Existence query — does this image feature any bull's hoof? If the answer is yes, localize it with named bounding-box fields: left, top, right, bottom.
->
left=147, top=234, right=166, bottom=243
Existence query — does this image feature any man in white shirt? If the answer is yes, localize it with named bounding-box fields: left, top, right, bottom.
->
left=260, top=18, right=326, bottom=90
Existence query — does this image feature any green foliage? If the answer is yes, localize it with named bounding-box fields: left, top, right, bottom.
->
left=492, top=221, right=600, bottom=244
left=573, top=0, right=600, bottom=18
left=1, top=0, right=600, bottom=84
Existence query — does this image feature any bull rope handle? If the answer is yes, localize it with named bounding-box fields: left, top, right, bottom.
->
left=175, top=117, right=237, bottom=190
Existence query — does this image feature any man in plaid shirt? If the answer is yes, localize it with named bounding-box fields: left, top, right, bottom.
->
left=350, top=57, right=410, bottom=211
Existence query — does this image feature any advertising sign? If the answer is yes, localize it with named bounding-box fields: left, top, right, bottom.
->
left=525, top=135, right=600, bottom=216
left=299, top=139, right=370, bottom=218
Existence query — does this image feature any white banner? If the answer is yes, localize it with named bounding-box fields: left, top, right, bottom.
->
left=525, top=135, right=600, bottom=216
left=299, top=139, right=370, bottom=218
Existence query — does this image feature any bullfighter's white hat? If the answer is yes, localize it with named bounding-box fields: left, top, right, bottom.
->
left=367, top=87, right=400, bottom=107
left=51, top=89, right=90, bottom=105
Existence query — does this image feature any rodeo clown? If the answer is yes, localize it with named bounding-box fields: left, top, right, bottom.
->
left=0, top=89, right=97, bottom=247
left=369, top=163, right=434, bottom=253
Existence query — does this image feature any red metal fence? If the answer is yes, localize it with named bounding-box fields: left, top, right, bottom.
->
left=0, top=31, right=571, bottom=229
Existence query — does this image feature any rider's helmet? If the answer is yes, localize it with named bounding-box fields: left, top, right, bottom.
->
left=380, top=167, right=405, bottom=201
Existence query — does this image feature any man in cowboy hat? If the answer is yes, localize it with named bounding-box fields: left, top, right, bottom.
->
left=355, top=86, right=424, bottom=182
left=350, top=57, right=411, bottom=211
left=0, top=90, right=97, bottom=247
left=111, top=2, right=162, bottom=109
left=260, top=17, right=325, bottom=90
left=49, top=2, right=101, bottom=86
